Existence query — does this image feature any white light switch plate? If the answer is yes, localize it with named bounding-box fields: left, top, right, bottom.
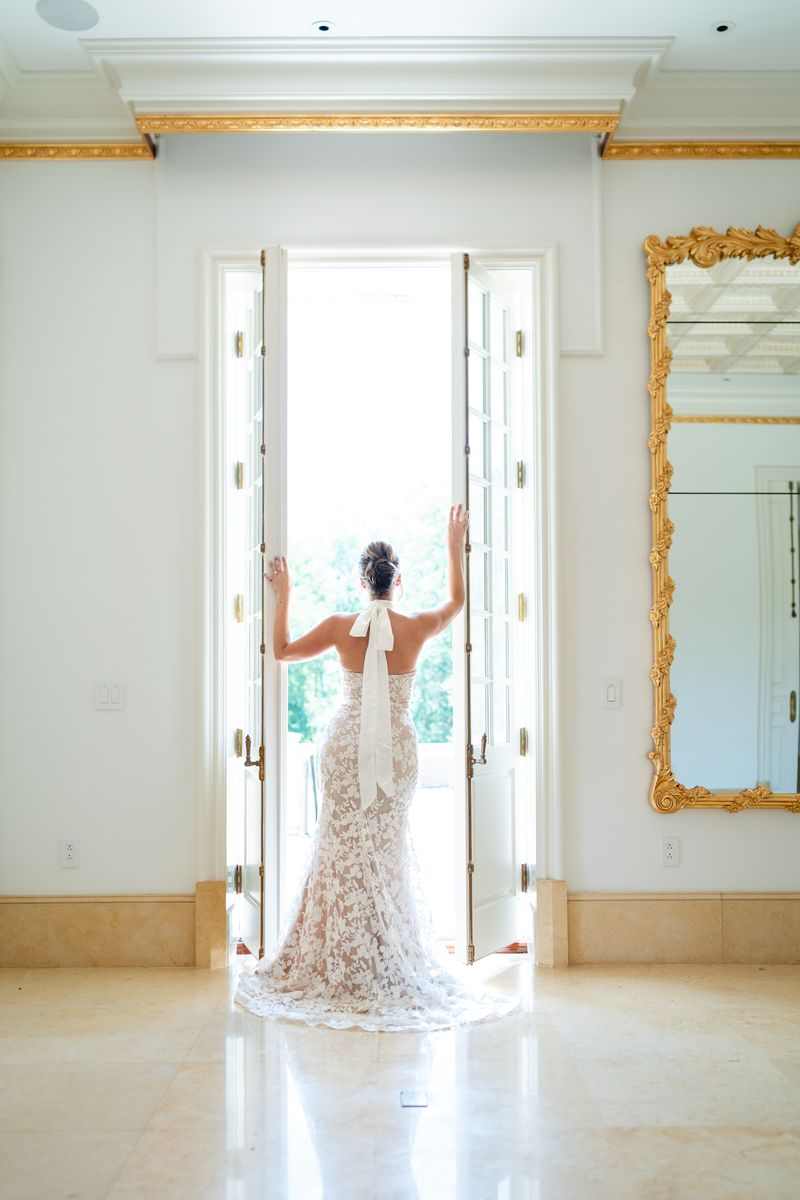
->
left=603, top=678, right=622, bottom=708
left=95, top=682, right=126, bottom=710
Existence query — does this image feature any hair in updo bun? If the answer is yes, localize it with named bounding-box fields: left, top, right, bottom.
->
left=359, top=541, right=400, bottom=598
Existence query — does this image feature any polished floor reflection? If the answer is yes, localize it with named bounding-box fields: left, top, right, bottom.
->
left=1, top=958, right=800, bottom=1198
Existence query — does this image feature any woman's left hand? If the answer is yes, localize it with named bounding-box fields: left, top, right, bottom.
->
left=265, top=555, right=292, bottom=601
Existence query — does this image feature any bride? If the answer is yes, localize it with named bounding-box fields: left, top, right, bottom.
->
left=234, top=504, right=522, bottom=1032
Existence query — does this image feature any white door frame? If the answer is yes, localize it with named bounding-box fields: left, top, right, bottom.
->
left=198, top=243, right=563, bottom=902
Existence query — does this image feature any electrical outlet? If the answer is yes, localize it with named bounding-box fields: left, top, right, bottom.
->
left=95, top=683, right=125, bottom=710
left=59, top=839, right=79, bottom=868
left=659, top=836, right=679, bottom=867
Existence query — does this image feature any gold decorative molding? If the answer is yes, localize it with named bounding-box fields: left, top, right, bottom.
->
left=672, top=415, right=800, bottom=424
left=644, top=223, right=800, bottom=815
left=606, top=140, right=800, bottom=160
left=135, top=111, right=619, bottom=136
left=0, top=140, right=154, bottom=160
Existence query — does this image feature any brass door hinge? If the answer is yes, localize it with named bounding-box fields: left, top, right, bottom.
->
left=791, top=690, right=797, bottom=723
left=234, top=594, right=245, bottom=623
left=234, top=728, right=243, bottom=757
left=234, top=864, right=243, bottom=894
left=521, top=862, right=536, bottom=892
left=515, top=329, right=524, bottom=358
left=517, top=593, right=527, bottom=622
left=520, top=863, right=529, bottom=892
left=515, top=461, right=526, bottom=488
left=519, top=727, right=529, bottom=757
left=235, top=331, right=244, bottom=358
left=234, top=461, right=244, bottom=490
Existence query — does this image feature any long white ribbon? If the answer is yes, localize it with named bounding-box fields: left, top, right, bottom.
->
left=349, top=599, right=394, bottom=811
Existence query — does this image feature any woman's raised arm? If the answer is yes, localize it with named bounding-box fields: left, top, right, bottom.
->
left=413, top=504, right=468, bottom=638
left=266, top=554, right=339, bottom=662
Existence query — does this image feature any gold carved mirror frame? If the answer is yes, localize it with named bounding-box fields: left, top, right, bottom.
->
left=645, top=223, right=800, bottom=814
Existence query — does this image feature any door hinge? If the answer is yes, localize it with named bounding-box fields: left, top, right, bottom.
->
left=515, top=461, right=526, bottom=488
left=520, top=863, right=529, bottom=892
left=235, top=330, right=244, bottom=358
left=234, top=728, right=243, bottom=757
left=259, top=343, right=266, bottom=358
left=467, top=943, right=475, bottom=964
left=234, top=864, right=243, bottom=894
left=515, top=329, right=524, bottom=358
left=260, top=249, right=266, bottom=268
left=517, top=593, right=527, bottom=622
left=519, top=727, right=529, bottom=757
left=463, top=252, right=470, bottom=271
left=234, top=594, right=245, bottom=623
left=234, top=461, right=244, bottom=490
left=520, top=862, right=536, bottom=892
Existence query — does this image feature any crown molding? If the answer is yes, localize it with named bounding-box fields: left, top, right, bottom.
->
left=135, top=112, right=618, bottom=135
left=603, top=139, right=800, bottom=159
left=1, top=35, right=798, bottom=156
left=0, top=140, right=153, bottom=160
left=84, top=35, right=666, bottom=114
left=83, top=35, right=671, bottom=61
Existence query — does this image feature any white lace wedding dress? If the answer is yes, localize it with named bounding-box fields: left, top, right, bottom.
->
left=234, top=664, right=523, bottom=1032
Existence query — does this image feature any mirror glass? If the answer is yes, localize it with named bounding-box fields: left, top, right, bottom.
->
left=666, top=256, right=800, bottom=793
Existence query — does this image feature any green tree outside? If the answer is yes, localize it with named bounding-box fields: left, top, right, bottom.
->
left=286, top=503, right=453, bottom=745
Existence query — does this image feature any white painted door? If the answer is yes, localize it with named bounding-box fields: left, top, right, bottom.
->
left=225, top=248, right=287, bottom=960
left=451, top=253, right=525, bottom=963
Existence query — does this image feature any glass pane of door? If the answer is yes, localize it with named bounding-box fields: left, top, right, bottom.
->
left=467, top=272, right=513, bottom=752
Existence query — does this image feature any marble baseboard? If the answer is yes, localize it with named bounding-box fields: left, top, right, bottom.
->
left=0, top=884, right=229, bottom=968
left=535, top=879, right=568, bottom=967
left=568, top=892, right=800, bottom=965
left=195, top=881, right=228, bottom=970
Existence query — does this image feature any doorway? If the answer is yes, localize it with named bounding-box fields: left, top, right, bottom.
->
left=283, top=261, right=457, bottom=939
left=213, top=247, right=550, bottom=966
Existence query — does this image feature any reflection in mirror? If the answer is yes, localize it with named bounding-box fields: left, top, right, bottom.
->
left=665, top=255, right=800, bottom=796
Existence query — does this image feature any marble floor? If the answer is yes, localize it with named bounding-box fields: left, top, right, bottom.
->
left=1, top=957, right=799, bottom=1199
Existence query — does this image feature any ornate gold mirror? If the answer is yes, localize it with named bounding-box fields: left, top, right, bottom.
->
left=645, top=224, right=800, bottom=813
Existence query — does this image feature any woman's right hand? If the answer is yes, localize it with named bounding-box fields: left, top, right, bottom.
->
left=265, top=555, right=292, bottom=602
left=447, top=503, right=469, bottom=553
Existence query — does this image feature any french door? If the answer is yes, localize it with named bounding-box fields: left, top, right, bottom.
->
left=452, top=254, right=527, bottom=963
left=226, top=248, right=529, bottom=964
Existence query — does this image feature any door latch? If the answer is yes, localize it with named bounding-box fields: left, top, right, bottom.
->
left=244, top=734, right=265, bottom=781
left=467, top=733, right=488, bottom=778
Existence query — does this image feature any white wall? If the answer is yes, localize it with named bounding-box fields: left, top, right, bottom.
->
left=0, top=165, right=200, bottom=894
left=1, top=138, right=799, bottom=894
left=564, top=160, right=800, bottom=890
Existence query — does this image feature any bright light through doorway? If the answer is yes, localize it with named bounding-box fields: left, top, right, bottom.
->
left=283, top=261, right=457, bottom=941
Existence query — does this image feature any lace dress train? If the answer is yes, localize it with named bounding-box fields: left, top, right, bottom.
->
left=234, top=668, right=522, bottom=1032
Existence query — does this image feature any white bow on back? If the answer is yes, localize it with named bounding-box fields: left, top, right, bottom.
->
left=349, top=599, right=394, bottom=810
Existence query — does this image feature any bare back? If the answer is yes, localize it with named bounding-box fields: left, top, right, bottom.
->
left=332, top=610, right=437, bottom=675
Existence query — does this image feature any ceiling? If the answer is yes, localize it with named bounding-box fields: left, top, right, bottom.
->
left=1, top=1, right=799, bottom=148
left=668, top=259, right=800, bottom=375
left=3, top=1, right=800, bottom=73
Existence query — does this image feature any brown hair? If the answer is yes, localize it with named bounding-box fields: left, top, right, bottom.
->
left=358, top=540, right=400, bottom=598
